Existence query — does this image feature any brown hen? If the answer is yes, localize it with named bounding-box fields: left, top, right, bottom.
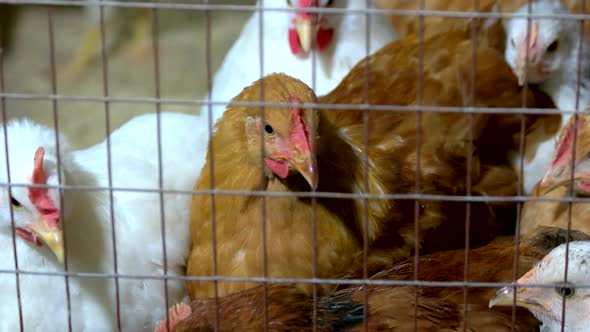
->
left=167, top=227, right=588, bottom=332
left=187, top=16, right=557, bottom=300
left=316, top=14, right=557, bottom=268
left=375, top=0, right=590, bottom=41
left=187, top=73, right=361, bottom=299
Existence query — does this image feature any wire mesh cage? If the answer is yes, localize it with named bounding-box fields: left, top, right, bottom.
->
left=0, top=0, right=589, bottom=331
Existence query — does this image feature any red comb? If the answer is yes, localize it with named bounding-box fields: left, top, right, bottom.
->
left=289, top=96, right=312, bottom=155
left=28, top=147, right=59, bottom=229
left=32, top=147, right=46, bottom=186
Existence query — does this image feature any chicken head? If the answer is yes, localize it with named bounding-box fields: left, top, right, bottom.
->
left=0, top=120, right=66, bottom=263
left=537, top=114, right=590, bottom=195
left=489, top=241, right=590, bottom=331
left=504, top=0, right=579, bottom=86
left=286, top=0, right=336, bottom=56
left=242, top=85, right=319, bottom=189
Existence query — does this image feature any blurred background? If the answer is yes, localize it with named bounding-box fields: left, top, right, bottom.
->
left=0, top=0, right=255, bottom=148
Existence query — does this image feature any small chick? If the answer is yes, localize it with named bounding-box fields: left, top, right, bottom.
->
left=490, top=241, right=590, bottom=331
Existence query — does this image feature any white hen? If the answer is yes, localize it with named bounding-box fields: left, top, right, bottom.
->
left=0, top=113, right=203, bottom=331
left=200, top=0, right=396, bottom=127
left=504, top=0, right=590, bottom=194
left=489, top=241, right=590, bottom=331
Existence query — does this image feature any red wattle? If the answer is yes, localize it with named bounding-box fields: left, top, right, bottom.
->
left=316, top=27, right=334, bottom=52
left=16, top=227, right=43, bottom=246
left=266, top=159, right=290, bottom=179
left=288, top=28, right=301, bottom=55
left=577, top=180, right=590, bottom=193
left=28, top=147, right=60, bottom=229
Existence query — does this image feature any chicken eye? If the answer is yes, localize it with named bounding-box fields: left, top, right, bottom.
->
left=556, top=286, right=575, bottom=298
left=264, top=124, right=274, bottom=134
left=326, top=0, right=334, bottom=6
left=510, top=38, right=516, bottom=48
left=547, top=40, right=559, bottom=52
left=10, top=196, right=21, bottom=207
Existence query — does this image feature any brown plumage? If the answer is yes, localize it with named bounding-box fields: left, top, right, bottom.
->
left=166, top=227, right=589, bottom=332
left=521, top=113, right=590, bottom=240
left=316, top=15, right=556, bottom=267
left=187, top=74, right=361, bottom=299
left=187, top=16, right=557, bottom=300
left=160, top=285, right=364, bottom=332
left=339, top=227, right=590, bottom=332
left=375, top=0, right=590, bottom=42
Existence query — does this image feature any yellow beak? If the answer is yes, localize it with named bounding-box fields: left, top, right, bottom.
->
left=290, top=148, right=318, bottom=190
left=489, top=285, right=549, bottom=314
left=295, top=18, right=313, bottom=54
left=515, top=60, right=526, bottom=87
left=28, top=220, right=64, bottom=264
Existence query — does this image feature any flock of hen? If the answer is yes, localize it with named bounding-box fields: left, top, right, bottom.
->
left=2, top=0, right=590, bottom=331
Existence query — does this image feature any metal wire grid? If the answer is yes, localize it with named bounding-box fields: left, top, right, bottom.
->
left=0, top=1, right=588, bottom=331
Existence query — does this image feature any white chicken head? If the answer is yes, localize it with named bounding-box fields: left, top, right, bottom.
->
left=504, top=0, right=579, bottom=86
left=281, top=0, right=340, bottom=57
left=0, top=120, right=69, bottom=264
left=489, top=241, right=590, bottom=331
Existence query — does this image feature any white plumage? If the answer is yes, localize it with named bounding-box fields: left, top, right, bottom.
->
left=200, top=0, right=397, bottom=128
left=490, top=241, right=590, bottom=332
left=0, top=113, right=204, bottom=331
left=504, top=0, right=590, bottom=194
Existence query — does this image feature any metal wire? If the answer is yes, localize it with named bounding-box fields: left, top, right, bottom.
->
left=0, top=0, right=589, bottom=21
left=149, top=4, right=172, bottom=332
left=9, top=181, right=590, bottom=203
left=95, top=0, right=123, bottom=328
left=46, top=7, right=74, bottom=332
left=2, top=268, right=590, bottom=290
left=202, top=0, right=221, bottom=331
left=256, top=1, right=270, bottom=331
left=3, top=1, right=590, bottom=331
left=412, top=0, right=425, bottom=330
left=461, top=1, right=478, bottom=329
left=0, top=10, right=24, bottom=332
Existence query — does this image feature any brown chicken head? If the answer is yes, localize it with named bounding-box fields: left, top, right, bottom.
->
left=537, top=114, right=590, bottom=196
left=241, top=74, right=319, bottom=189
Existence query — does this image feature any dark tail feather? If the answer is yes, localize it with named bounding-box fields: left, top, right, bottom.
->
left=312, top=291, right=365, bottom=332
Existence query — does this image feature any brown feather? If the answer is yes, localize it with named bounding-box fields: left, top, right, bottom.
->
left=187, top=17, right=557, bottom=300
left=187, top=74, right=360, bottom=299
left=317, top=16, right=557, bottom=269
left=375, top=0, right=590, bottom=44
left=172, top=227, right=589, bottom=332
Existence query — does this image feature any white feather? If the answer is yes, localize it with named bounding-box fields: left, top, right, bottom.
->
left=0, top=113, right=205, bottom=331
left=199, top=0, right=397, bottom=130
left=519, top=241, right=590, bottom=331
left=504, top=0, right=590, bottom=194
